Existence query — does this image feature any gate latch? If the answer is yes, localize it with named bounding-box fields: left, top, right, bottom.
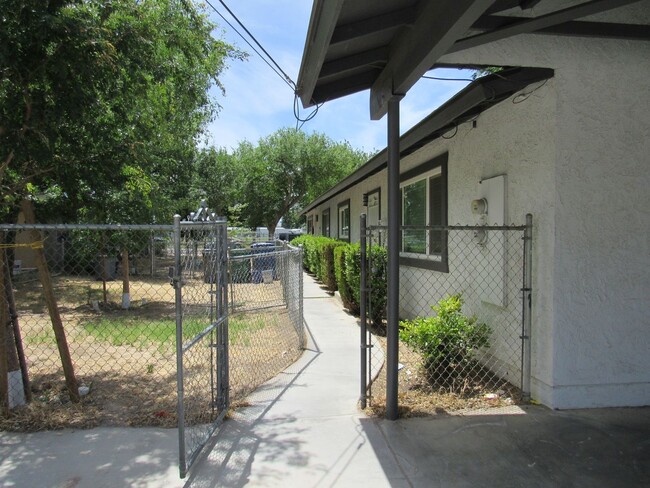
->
left=169, top=266, right=182, bottom=289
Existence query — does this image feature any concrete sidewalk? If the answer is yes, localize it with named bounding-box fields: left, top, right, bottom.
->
left=1, top=273, right=649, bottom=487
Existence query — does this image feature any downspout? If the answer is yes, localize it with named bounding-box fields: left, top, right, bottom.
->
left=386, top=95, right=402, bottom=420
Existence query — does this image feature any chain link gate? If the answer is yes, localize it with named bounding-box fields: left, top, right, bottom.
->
left=360, top=216, right=533, bottom=413
left=0, top=215, right=305, bottom=478
left=173, top=217, right=229, bottom=478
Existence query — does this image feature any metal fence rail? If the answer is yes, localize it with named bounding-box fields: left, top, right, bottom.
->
left=362, top=220, right=532, bottom=413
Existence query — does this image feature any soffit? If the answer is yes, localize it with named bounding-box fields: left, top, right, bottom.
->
left=296, top=0, right=650, bottom=119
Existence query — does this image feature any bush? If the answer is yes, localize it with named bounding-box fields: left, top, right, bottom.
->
left=291, top=235, right=387, bottom=324
left=290, top=235, right=346, bottom=292
left=399, top=294, right=490, bottom=381
left=334, top=244, right=357, bottom=313
left=367, top=245, right=387, bottom=326
left=319, top=240, right=346, bottom=291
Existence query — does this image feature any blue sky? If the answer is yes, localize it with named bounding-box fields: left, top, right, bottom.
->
left=204, top=1, right=473, bottom=156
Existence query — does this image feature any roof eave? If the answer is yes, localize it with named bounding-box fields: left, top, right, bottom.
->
left=296, top=0, right=345, bottom=108
left=300, top=66, right=554, bottom=215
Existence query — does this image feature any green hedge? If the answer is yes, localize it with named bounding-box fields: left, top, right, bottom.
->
left=292, top=234, right=387, bottom=325
left=290, top=235, right=342, bottom=290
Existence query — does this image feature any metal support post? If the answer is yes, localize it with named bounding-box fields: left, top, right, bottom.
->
left=299, top=246, right=305, bottom=348
left=173, top=215, right=187, bottom=477
left=521, top=213, right=533, bottom=401
left=386, top=95, right=402, bottom=420
left=360, top=214, right=368, bottom=409
left=221, top=222, right=230, bottom=409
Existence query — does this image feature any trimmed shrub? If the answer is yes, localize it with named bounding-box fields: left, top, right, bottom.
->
left=319, top=240, right=346, bottom=291
left=343, top=243, right=361, bottom=314
left=367, top=245, right=387, bottom=326
left=290, top=235, right=344, bottom=292
left=291, top=235, right=387, bottom=324
left=399, top=294, right=491, bottom=381
left=289, top=235, right=310, bottom=269
left=334, top=244, right=357, bottom=313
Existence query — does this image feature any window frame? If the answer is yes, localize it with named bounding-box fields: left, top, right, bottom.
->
left=399, top=153, right=449, bottom=272
left=307, top=215, right=314, bottom=235
left=322, top=208, right=330, bottom=237
left=337, top=199, right=351, bottom=242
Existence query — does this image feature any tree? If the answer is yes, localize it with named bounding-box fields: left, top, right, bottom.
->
left=0, top=0, right=244, bottom=409
left=190, top=147, right=242, bottom=218
left=234, top=128, right=367, bottom=236
left=1, top=0, right=244, bottom=223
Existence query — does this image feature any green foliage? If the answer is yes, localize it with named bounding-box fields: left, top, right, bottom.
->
left=1, top=0, right=244, bottom=222
left=399, top=294, right=491, bottom=379
left=367, top=246, right=388, bottom=325
left=81, top=313, right=264, bottom=349
left=344, top=244, right=362, bottom=310
left=293, top=234, right=387, bottom=323
left=232, top=128, right=368, bottom=234
left=334, top=244, right=356, bottom=313
left=342, top=243, right=387, bottom=325
left=319, top=240, right=346, bottom=291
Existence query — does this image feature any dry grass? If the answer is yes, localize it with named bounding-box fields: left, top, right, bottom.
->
left=2, top=275, right=302, bottom=432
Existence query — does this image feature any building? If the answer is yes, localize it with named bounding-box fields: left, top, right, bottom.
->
left=297, top=0, right=650, bottom=411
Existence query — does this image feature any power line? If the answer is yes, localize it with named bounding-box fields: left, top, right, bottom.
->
left=204, top=0, right=295, bottom=91
left=215, top=0, right=296, bottom=89
left=202, top=0, right=320, bottom=130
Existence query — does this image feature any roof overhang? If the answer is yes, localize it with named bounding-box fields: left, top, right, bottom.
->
left=301, top=66, right=554, bottom=215
left=296, top=0, right=650, bottom=120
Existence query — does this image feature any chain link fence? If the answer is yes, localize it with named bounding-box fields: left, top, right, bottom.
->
left=228, top=242, right=304, bottom=402
left=0, top=223, right=305, bottom=434
left=363, top=222, right=531, bottom=414
left=175, top=220, right=229, bottom=476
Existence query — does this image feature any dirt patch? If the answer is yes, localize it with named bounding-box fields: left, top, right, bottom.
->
left=363, top=330, right=523, bottom=418
left=2, top=275, right=303, bottom=432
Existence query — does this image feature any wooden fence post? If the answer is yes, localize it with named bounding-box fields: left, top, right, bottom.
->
left=21, top=200, right=79, bottom=403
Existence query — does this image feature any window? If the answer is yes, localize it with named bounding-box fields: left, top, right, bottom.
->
left=322, top=209, right=330, bottom=237
left=338, top=199, right=350, bottom=241
left=400, top=153, right=448, bottom=272
left=366, top=188, right=381, bottom=227
left=307, top=215, right=314, bottom=235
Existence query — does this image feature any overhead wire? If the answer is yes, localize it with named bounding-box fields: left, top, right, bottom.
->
left=202, top=0, right=322, bottom=130
left=204, top=0, right=295, bottom=91
left=215, top=0, right=295, bottom=89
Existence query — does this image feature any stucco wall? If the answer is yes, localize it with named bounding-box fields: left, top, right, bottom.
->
left=306, top=30, right=650, bottom=408
left=438, top=32, right=650, bottom=407
left=305, top=78, right=559, bottom=404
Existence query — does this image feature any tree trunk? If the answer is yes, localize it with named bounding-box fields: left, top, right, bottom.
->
left=20, top=200, right=79, bottom=403
left=121, top=248, right=130, bottom=309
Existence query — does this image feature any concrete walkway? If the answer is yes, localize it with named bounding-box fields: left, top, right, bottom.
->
left=1, top=273, right=649, bottom=487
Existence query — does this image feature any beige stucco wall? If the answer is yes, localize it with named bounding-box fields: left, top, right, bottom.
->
left=440, top=27, right=650, bottom=408
left=306, top=76, right=558, bottom=403
left=306, top=28, right=650, bottom=409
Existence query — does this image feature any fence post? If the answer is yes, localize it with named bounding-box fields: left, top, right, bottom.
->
left=299, top=245, right=304, bottom=348
left=216, top=221, right=229, bottom=411
left=360, top=214, right=368, bottom=409
left=521, top=214, right=533, bottom=401
left=173, top=214, right=187, bottom=478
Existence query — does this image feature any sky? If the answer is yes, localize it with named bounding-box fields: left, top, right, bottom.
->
left=203, top=1, right=474, bottom=156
